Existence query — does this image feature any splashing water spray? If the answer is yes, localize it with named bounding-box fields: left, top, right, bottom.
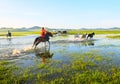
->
left=12, top=45, right=33, bottom=56
left=23, top=45, right=33, bottom=52
left=12, top=49, right=21, bottom=55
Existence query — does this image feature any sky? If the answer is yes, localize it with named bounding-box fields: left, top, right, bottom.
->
left=0, top=0, right=120, bottom=29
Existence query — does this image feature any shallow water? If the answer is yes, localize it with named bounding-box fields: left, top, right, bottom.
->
left=0, top=34, right=120, bottom=67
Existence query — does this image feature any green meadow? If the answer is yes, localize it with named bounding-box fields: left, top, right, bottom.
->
left=107, top=35, right=120, bottom=39
left=0, top=29, right=120, bottom=83
left=0, top=29, right=120, bottom=36
left=68, top=29, right=120, bottom=35
left=0, top=31, right=39, bottom=36
left=1, top=51, right=120, bottom=84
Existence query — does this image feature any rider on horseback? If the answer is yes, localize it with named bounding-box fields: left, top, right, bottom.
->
left=41, top=27, right=47, bottom=40
left=6, top=30, right=11, bottom=38
left=33, top=28, right=53, bottom=49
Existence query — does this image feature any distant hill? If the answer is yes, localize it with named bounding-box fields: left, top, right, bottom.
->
left=80, top=27, right=120, bottom=30
left=0, top=26, right=41, bottom=32
left=0, top=26, right=120, bottom=32
left=28, top=26, right=41, bottom=31
left=109, top=27, right=120, bottom=30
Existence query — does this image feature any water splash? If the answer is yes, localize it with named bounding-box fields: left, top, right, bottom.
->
left=8, top=45, right=33, bottom=57
left=12, top=49, right=21, bottom=55
left=23, top=46, right=33, bottom=52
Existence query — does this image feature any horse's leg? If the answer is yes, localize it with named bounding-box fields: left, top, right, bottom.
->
left=87, top=35, right=89, bottom=39
left=33, top=38, right=40, bottom=49
left=32, top=38, right=38, bottom=48
left=48, top=41, right=50, bottom=51
left=9, top=34, right=11, bottom=38
left=87, top=36, right=88, bottom=39
left=90, top=36, right=93, bottom=39
left=34, top=40, right=40, bottom=49
left=90, top=35, right=92, bottom=39
left=44, top=42, right=46, bottom=47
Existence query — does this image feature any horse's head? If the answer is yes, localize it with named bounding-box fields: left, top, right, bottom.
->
left=92, top=32, right=95, bottom=35
left=46, top=32, right=53, bottom=37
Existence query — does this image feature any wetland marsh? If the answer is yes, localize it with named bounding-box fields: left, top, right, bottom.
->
left=0, top=34, right=120, bottom=84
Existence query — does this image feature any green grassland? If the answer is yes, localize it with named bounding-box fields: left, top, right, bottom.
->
left=0, top=29, right=120, bottom=83
left=107, top=35, right=120, bottom=39
left=0, top=31, right=40, bottom=36
left=0, top=29, right=120, bottom=36
left=68, top=29, right=120, bottom=34
left=1, top=51, right=120, bottom=84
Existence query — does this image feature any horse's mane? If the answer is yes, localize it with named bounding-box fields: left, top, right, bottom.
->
left=47, top=31, right=52, bottom=34
left=46, top=32, right=53, bottom=37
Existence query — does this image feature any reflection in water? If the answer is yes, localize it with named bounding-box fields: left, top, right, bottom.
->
left=7, top=38, right=12, bottom=45
left=35, top=47, right=54, bottom=64
left=1, top=35, right=120, bottom=68
left=88, top=41, right=94, bottom=46
left=81, top=40, right=94, bottom=46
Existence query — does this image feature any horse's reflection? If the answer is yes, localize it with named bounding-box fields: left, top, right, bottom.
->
left=81, top=40, right=94, bottom=46
left=7, top=38, right=12, bottom=45
left=35, top=47, right=54, bottom=64
left=87, top=41, right=94, bottom=46
left=7, top=38, right=12, bottom=41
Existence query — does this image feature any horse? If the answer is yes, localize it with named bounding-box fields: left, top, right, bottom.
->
left=32, top=32, right=53, bottom=49
left=74, top=34, right=80, bottom=40
left=81, top=33, right=87, bottom=39
left=6, top=32, right=11, bottom=38
left=80, top=33, right=87, bottom=40
left=87, top=32, right=95, bottom=39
